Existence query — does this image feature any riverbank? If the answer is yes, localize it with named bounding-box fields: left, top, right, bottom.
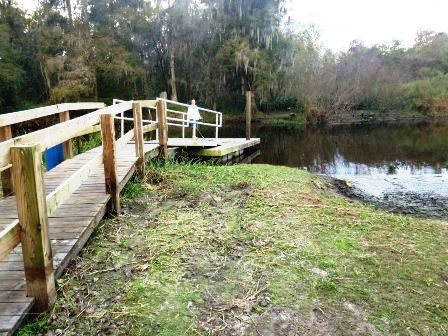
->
left=334, top=177, right=448, bottom=220
left=223, top=109, right=448, bottom=128
left=19, top=162, right=447, bottom=336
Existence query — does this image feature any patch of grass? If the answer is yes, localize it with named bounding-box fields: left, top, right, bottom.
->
left=121, top=175, right=147, bottom=201
left=18, top=162, right=448, bottom=335
left=73, top=132, right=102, bottom=156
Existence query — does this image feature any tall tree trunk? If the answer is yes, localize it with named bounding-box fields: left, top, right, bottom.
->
left=187, top=43, right=191, bottom=99
left=251, top=90, right=258, bottom=115
left=169, top=50, right=178, bottom=101
left=65, top=0, right=73, bottom=27
left=245, top=91, right=251, bottom=140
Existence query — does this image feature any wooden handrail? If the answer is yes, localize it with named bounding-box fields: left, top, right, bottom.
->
left=46, top=152, right=103, bottom=215
left=0, top=102, right=105, bottom=128
left=0, top=102, right=133, bottom=171
left=0, top=100, right=158, bottom=264
left=0, top=220, right=20, bottom=261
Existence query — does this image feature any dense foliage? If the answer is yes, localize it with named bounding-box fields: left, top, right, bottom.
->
left=1, top=0, right=448, bottom=122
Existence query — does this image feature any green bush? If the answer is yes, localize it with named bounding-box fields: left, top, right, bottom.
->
left=395, top=73, right=448, bottom=114
left=258, top=96, right=303, bottom=113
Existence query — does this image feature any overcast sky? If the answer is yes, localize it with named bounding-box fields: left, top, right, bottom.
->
left=16, top=0, right=448, bottom=51
left=288, top=0, right=448, bottom=51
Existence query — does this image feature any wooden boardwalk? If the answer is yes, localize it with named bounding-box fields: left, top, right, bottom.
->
left=0, top=99, right=260, bottom=335
left=0, top=142, right=159, bottom=335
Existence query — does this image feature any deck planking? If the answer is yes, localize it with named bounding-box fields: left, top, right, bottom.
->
left=0, top=142, right=159, bottom=335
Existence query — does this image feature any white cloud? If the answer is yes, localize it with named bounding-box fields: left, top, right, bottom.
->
left=288, top=0, right=448, bottom=51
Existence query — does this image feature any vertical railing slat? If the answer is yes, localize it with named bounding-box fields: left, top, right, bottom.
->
left=100, top=114, right=120, bottom=215
left=156, top=100, right=168, bottom=159
left=132, top=102, right=145, bottom=176
left=59, top=111, right=74, bottom=159
left=0, top=125, right=13, bottom=197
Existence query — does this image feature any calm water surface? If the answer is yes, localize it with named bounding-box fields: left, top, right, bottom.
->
left=219, top=121, right=448, bottom=198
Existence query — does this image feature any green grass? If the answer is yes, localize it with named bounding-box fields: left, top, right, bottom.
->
left=73, top=132, right=102, bottom=156
left=18, top=162, right=448, bottom=335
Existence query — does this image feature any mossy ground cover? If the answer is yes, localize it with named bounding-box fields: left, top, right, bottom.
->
left=18, top=162, right=447, bottom=335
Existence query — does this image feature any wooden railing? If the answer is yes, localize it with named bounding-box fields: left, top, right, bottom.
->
left=0, top=102, right=105, bottom=197
left=0, top=99, right=167, bottom=312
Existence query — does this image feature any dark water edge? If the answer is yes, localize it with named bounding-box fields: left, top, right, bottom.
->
left=211, top=119, right=448, bottom=219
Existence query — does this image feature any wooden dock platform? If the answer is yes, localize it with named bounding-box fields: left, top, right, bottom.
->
left=0, top=99, right=260, bottom=335
left=156, top=138, right=261, bottom=163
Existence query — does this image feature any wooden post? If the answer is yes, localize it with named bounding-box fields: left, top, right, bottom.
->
left=156, top=100, right=168, bottom=159
left=100, top=114, right=120, bottom=215
left=132, top=102, right=145, bottom=176
left=245, top=91, right=252, bottom=140
left=0, top=125, right=13, bottom=196
left=10, top=145, right=56, bottom=312
left=58, top=111, right=73, bottom=159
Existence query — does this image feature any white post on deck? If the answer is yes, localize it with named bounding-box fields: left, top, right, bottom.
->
left=215, top=114, right=219, bottom=141
left=182, top=114, right=185, bottom=139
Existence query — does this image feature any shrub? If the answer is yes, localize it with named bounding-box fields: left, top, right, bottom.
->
left=258, top=96, right=303, bottom=113
left=395, top=73, right=448, bottom=114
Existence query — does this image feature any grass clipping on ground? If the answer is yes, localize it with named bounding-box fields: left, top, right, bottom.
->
left=20, top=162, right=447, bottom=336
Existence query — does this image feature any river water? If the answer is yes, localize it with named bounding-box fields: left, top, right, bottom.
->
left=217, top=120, right=448, bottom=217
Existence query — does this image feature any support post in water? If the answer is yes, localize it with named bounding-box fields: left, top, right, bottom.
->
left=0, top=125, right=13, bottom=196
left=59, top=111, right=74, bottom=159
left=245, top=90, right=252, bottom=140
left=11, top=144, right=56, bottom=312
left=132, top=102, right=145, bottom=176
left=156, top=99, right=168, bottom=159
left=100, top=114, right=120, bottom=215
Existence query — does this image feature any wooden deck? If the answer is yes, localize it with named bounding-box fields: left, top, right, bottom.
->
left=0, top=142, right=159, bottom=336
left=175, top=138, right=261, bottom=163
left=152, top=137, right=260, bottom=157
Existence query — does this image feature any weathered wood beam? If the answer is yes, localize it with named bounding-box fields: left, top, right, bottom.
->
left=156, top=100, right=168, bottom=159
left=133, top=102, right=145, bottom=176
left=11, top=145, right=56, bottom=312
left=46, top=153, right=102, bottom=215
left=0, top=102, right=132, bottom=171
left=142, top=124, right=157, bottom=134
left=115, top=129, right=135, bottom=148
left=100, top=114, right=120, bottom=215
left=58, top=111, right=73, bottom=160
left=0, top=102, right=105, bottom=128
left=14, top=103, right=130, bottom=152
left=74, top=124, right=101, bottom=138
left=137, top=100, right=157, bottom=109
left=0, top=125, right=13, bottom=196
left=0, top=221, right=20, bottom=261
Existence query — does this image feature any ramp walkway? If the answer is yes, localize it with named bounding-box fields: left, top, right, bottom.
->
left=0, top=98, right=258, bottom=335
